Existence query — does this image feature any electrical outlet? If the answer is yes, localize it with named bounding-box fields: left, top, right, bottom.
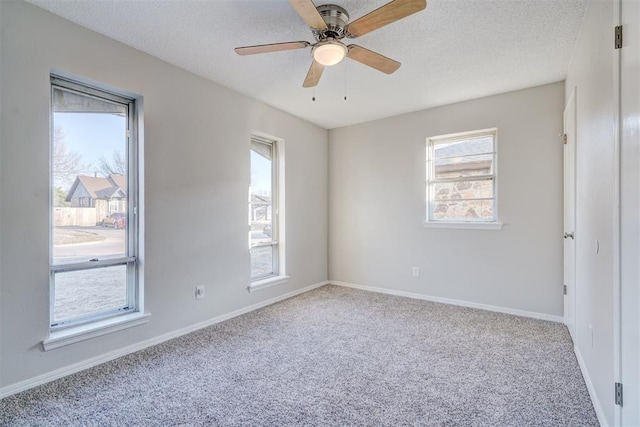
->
left=412, top=267, right=420, bottom=277
left=196, top=285, right=205, bottom=300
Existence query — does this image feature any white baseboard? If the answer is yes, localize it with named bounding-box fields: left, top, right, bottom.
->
left=574, top=345, right=609, bottom=427
left=330, top=281, right=564, bottom=323
left=0, top=280, right=329, bottom=399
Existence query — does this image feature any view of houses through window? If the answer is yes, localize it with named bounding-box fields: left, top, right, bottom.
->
left=249, top=137, right=279, bottom=280
left=50, top=76, right=138, bottom=328
left=426, top=129, right=497, bottom=222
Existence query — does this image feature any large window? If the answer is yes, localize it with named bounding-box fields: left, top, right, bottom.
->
left=50, top=76, right=139, bottom=329
left=249, top=136, right=281, bottom=281
left=426, top=129, right=498, bottom=224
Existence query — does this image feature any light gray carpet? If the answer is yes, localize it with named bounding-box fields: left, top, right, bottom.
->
left=1, top=285, right=598, bottom=426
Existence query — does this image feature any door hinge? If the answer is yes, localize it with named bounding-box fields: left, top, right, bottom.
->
left=562, top=134, right=567, bottom=145
left=615, top=26, right=623, bottom=49
left=563, top=285, right=567, bottom=295
left=615, top=382, right=623, bottom=406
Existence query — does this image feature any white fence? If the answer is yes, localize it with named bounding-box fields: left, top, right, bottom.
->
left=54, top=207, right=97, bottom=226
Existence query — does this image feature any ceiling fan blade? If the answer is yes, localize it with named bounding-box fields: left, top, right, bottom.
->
left=345, top=0, right=427, bottom=38
left=288, top=0, right=328, bottom=31
left=303, top=60, right=325, bottom=87
left=347, top=45, right=400, bottom=74
left=235, top=41, right=310, bottom=56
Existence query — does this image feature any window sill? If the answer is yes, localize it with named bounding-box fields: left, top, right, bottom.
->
left=247, top=275, right=290, bottom=293
left=423, top=221, right=504, bottom=230
left=43, top=312, right=150, bottom=351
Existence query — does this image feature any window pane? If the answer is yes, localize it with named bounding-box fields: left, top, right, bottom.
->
left=250, top=138, right=279, bottom=280
left=434, top=154, right=493, bottom=179
left=433, top=135, right=493, bottom=159
left=250, top=148, right=273, bottom=247
left=427, top=130, right=497, bottom=223
left=251, top=246, right=274, bottom=278
left=433, top=179, right=493, bottom=200
left=431, top=199, right=494, bottom=221
left=53, top=265, right=128, bottom=322
left=52, top=87, right=128, bottom=265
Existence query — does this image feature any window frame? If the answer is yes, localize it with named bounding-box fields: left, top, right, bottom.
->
left=425, top=128, right=502, bottom=229
left=248, top=134, right=288, bottom=290
left=49, top=75, right=140, bottom=330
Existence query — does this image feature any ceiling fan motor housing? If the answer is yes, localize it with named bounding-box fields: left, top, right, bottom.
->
left=314, top=4, right=349, bottom=40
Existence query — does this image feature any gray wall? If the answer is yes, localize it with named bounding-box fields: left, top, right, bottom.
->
left=328, top=82, right=565, bottom=317
left=0, top=0, right=328, bottom=390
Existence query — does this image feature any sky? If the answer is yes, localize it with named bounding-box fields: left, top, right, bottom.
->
left=250, top=150, right=272, bottom=195
left=54, top=112, right=127, bottom=183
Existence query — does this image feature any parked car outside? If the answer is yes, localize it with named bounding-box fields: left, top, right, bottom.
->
left=102, top=212, right=126, bottom=229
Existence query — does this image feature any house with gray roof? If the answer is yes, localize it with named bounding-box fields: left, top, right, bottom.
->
left=66, top=174, right=127, bottom=223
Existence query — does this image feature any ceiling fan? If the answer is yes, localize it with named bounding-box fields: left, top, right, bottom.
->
left=234, top=0, right=427, bottom=88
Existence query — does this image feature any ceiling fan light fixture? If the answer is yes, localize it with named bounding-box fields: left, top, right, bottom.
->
left=313, top=42, right=347, bottom=66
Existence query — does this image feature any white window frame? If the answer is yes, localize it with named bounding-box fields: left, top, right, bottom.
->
left=248, top=134, right=288, bottom=292
left=46, top=75, right=147, bottom=349
left=424, top=128, right=503, bottom=230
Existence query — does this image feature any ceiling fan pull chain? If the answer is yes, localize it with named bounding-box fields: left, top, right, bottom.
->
left=312, top=86, right=316, bottom=102
left=344, top=60, right=348, bottom=101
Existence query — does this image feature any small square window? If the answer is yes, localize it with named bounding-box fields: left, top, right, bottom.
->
left=426, top=129, right=498, bottom=223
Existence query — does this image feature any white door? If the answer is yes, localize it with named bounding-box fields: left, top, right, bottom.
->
left=563, top=88, right=577, bottom=342
left=620, top=0, right=640, bottom=423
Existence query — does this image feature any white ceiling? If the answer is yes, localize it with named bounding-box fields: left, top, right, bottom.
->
left=26, top=0, right=587, bottom=129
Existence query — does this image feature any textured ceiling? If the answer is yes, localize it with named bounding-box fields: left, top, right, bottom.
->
left=26, top=0, right=587, bottom=129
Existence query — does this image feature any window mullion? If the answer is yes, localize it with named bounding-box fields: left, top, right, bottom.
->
left=431, top=174, right=495, bottom=184
left=432, top=151, right=496, bottom=161
left=51, top=256, right=136, bottom=273
left=433, top=197, right=495, bottom=202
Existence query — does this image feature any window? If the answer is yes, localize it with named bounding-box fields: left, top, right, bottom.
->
left=249, top=136, right=283, bottom=282
left=426, top=129, right=498, bottom=225
left=50, top=76, right=139, bottom=330
left=109, top=198, right=119, bottom=215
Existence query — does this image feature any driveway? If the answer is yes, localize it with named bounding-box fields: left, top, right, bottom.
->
left=54, top=226, right=126, bottom=263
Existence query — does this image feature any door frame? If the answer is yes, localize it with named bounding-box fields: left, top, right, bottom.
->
left=563, top=87, right=577, bottom=341
left=616, top=0, right=640, bottom=424
left=613, top=0, right=621, bottom=424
